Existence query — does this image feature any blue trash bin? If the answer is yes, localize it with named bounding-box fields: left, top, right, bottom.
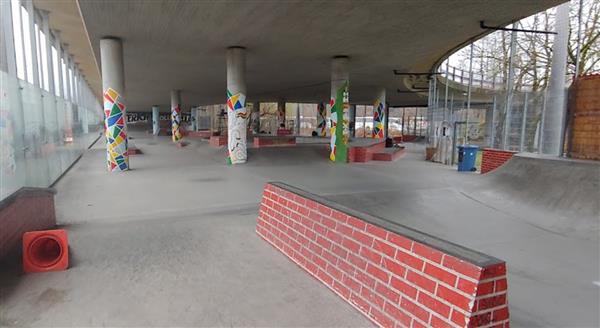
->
left=457, top=145, right=479, bottom=172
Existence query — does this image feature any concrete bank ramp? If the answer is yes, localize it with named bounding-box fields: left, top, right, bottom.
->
left=472, top=153, right=599, bottom=237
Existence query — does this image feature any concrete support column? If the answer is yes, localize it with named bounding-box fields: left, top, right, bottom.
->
left=171, top=90, right=182, bottom=142
left=329, top=56, right=350, bottom=162
left=226, top=46, right=248, bottom=164
left=542, top=2, right=570, bottom=156
left=251, top=101, right=260, bottom=134
left=373, top=88, right=386, bottom=139
left=317, top=102, right=326, bottom=137
left=152, top=105, right=160, bottom=135
left=100, top=37, right=128, bottom=171
left=277, top=101, right=286, bottom=128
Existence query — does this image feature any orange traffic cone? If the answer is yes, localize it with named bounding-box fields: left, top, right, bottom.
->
left=23, top=229, right=69, bottom=273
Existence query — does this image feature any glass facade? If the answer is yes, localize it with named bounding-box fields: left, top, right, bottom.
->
left=1, top=0, right=103, bottom=201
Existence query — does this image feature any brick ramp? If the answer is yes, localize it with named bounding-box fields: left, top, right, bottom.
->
left=256, top=182, right=509, bottom=328
left=372, top=147, right=406, bottom=162
left=477, top=153, right=599, bottom=230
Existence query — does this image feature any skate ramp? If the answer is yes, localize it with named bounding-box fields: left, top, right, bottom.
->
left=473, top=153, right=599, bottom=237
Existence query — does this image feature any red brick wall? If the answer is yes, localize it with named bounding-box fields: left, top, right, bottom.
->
left=0, top=188, right=57, bottom=260
left=253, top=136, right=296, bottom=148
left=187, top=130, right=218, bottom=139
left=349, top=141, right=385, bottom=163
left=569, top=74, right=600, bottom=160
left=209, top=135, right=227, bottom=147
left=481, top=149, right=517, bottom=174
left=372, top=148, right=406, bottom=162
left=256, top=183, right=509, bottom=327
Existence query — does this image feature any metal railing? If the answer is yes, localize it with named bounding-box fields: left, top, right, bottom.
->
left=438, top=63, right=534, bottom=92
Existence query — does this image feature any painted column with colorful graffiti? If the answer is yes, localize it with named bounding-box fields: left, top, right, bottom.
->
left=329, top=56, right=350, bottom=163
left=316, top=102, right=327, bottom=137
left=226, top=47, right=248, bottom=164
left=171, top=90, right=182, bottom=142
left=277, top=101, right=286, bottom=129
left=373, top=88, right=386, bottom=139
left=100, top=37, right=128, bottom=172
left=251, top=102, right=260, bottom=134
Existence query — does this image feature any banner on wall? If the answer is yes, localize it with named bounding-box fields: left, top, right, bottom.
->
left=126, top=112, right=190, bottom=123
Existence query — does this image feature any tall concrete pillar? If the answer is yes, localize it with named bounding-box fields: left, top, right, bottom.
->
left=152, top=105, right=160, bottom=135
left=317, top=102, right=327, bottom=137
left=277, top=101, right=286, bottom=128
left=100, top=37, right=128, bottom=171
left=542, top=2, right=570, bottom=156
left=373, top=88, right=386, bottom=139
left=171, top=90, right=182, bottom=142
left=226, top=46, right=248, bottom=164
left=329, top=56, right=350, bottom=162
left=251, top=101, right=260, bottom=134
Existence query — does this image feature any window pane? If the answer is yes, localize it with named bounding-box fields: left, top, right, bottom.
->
left=40, top=29, right=49, bottom=91
left=51, top=46, right=60, bottom=96
left=21, top=6, right=33, bottom=83
left=61, top=58, right=68, bottom=99
left=11, top=0, right=25, bottom=80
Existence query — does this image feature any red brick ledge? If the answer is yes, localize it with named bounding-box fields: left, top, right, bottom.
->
left=0, top=187, right=57, bottom=261
left=256, top=182, right=509, bottom=328
left=253, top=136, right=296, bottom=148
left=481, top=148, right=517, bottom=174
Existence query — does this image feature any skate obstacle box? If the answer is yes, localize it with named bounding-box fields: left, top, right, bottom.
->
left=256, top=182, right=509, bottom=327
left=23, top=229, right=69, bottom=273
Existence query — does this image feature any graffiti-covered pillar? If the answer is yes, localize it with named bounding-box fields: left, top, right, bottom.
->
left=329, top=56, right=350, bottom=162
left=373, top=88, right=386, bottom=139
left=251, top=101, right=260, bottom=134
left=277, top=101, right=286, bottom=128
left=171, top=90, right=182, bottom=142
left=317, top=102, right=327, bottom=137
left=152, top=105, right=160, bottom=135
left=100, top=37, right=128, bottom=172
left=226, top=46, right=248, bottom=164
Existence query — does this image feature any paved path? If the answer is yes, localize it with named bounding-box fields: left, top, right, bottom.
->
left=1, top=132, right=598, bottom=327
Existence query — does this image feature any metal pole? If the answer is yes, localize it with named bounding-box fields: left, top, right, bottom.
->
left=503, top=26, right=517, bottom=150
left=450, top=92, right=454, bottom=123
left=574, top=0, right=583, bottom=78
left=401, top=108, right=406, bottom=135
left=519, top=92, right=529, bottom=151
left=538, top=90, right=547, bottom=153
left=543, top=2, right=570, bottom=156
left=414, top=108, right=418, bottom=136
left=465, top=43, right=474, bottom=144
left=444, top=61, right=450, bottom=121
left=491, top=96, right=496, bottom=148
left=427, top=80, right=432, bottom=143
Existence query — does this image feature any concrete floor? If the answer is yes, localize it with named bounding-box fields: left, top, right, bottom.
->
left=1, top=131, right=598, bottom=327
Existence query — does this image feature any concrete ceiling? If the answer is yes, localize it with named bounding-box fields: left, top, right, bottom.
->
left=76, top=0, right=563, bottom=112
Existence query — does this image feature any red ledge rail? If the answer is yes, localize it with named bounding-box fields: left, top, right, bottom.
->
left=256, top=182, right=509, bottom=328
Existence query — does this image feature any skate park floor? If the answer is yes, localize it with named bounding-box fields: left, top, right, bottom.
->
left=1, top=131, right=598, bottom=327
